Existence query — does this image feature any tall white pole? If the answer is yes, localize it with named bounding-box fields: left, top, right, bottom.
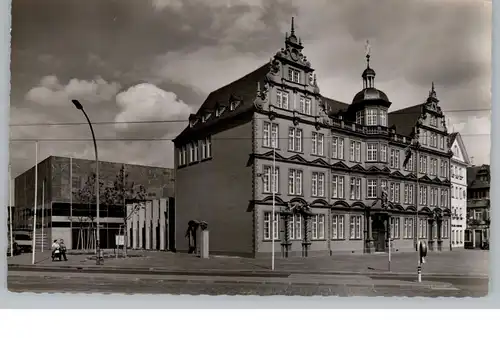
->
left=271, top=138, right=276, bottom=271
left=9, top=163, right=14, bottom=257
left=388, top=219, right=391, bottom=271
left=414, top=130, right=422, bottom=283
left=70, top=157, right=73, bottom=230
left=41, top=180, right=45, bottom=252
left=32, top=141, right=38, bottom=265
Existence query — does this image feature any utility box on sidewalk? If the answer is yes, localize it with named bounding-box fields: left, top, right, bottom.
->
left=200, top=230, right=209, bottom=259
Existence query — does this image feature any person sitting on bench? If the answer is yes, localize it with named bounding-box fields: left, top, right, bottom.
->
left=51, top=240, right=60, bottom=259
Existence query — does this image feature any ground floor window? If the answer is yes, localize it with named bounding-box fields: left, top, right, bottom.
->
left=389, top=217, right=400, bottom=239
left=432, top=223, right=437, bottom=239
left=349, top=215, right=362, bottom=239
left=331, top=215, right=345, bottom=240
left=263, top=212, right=279, bottom=240
left=71, top=225, right=121, bottom=250
left=403, top=218, right=413, bottom=239
left=289, top=215, right=302, bottom=240
left=441, top=220, right=449, bottom=239
left=311, top=214, right=325, bottom=240
left=418, top=219, right=427, bottom=238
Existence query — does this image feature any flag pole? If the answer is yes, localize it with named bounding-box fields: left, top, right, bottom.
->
left=271, top=137, right=276, bottom=271
left=41, top=180, right=45, bottom=252
left=9, top=163, right=14, bottom=257
left=70, top=157, right=73, bottom=232
left=414, top=130, right=421, bottom=283
left=31, top=141, right=38, bottom=265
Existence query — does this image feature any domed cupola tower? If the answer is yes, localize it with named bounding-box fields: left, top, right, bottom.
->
left=347, top=41, right=392, bottom=127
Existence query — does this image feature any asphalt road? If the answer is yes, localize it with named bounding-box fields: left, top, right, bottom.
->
left=7, top=271, right=488, bottom=297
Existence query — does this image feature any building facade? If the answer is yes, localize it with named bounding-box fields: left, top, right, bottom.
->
left=466, top=164, right=490, bottom=249
left=173, top=20, right=452, bottom=258
left=449, top=133, right=470, bottom=249
left=14, top=156, right=175, bottom=250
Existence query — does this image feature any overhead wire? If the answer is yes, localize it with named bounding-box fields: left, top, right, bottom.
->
left=8, top=108, right=492, bottom=127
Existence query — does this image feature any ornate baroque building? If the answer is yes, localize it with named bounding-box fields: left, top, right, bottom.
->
left=173, top=20, right=452, bottom=257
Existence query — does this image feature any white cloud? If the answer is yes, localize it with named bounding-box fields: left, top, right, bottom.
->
left=152, top=0, right=264, bottom=11
left=25, top=75, right=121, bottom=106
left=450, top=114, right=491, bottom=165
left=114, top=83, right=193, bottom=137
left=155, top=46, right=266, bottom=94
left=151, top=0, right=183, bottom=11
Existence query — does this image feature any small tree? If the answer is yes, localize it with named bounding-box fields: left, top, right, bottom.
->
left=73, top=173, right=105, bottom=251
left=104, top=165, right=147, bottom=257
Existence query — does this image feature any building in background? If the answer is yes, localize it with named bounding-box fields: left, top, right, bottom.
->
left=173, top=20, right=452, bottom=258
left=126, top=198, right=175, bottom=251
left=7, top=206, right=15, bottom=229
left=449, top=132, right=471, bottom=249
left=466, top=164, right=490, bottom=249
left=13, top=156, right=175, bottom=250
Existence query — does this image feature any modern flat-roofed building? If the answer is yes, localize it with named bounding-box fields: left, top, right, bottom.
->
left=173, top=19, right=452, bottom=258
left=14, top=156, right=175, bottom=250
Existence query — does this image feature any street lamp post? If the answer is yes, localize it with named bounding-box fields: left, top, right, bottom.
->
left=71, top=100, right=102, bottom=264
left=413, top=131, right=422, bottom=282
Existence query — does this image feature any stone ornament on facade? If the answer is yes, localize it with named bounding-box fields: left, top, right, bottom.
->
left=253, top=81, right=270, bottom=110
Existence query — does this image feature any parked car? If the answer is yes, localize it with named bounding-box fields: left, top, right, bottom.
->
left=13, top=232, right=32, bottom=253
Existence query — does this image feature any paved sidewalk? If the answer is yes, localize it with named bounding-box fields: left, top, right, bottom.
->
left=8, top=249, right=489, bottom=277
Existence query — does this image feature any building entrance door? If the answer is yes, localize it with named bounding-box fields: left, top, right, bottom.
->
left=372, top=220, right=386, bottom=252
left=475, top=230, right=482, bottom=248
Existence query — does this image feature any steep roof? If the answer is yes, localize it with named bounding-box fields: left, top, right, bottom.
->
left=388, top=104, right=423, bottom=137
left=322, top=96, right=350, bottom=116
left=448, top=132, right=458, bottom=147
left=196, top=64, right=270, bottom=115
left=449, top=132, right=471, bottom=165
left=467, top=165, right=490, bottom=189
left=174, top=63, right=350, bottom=142
left=174, top=64, right=270, bottom=142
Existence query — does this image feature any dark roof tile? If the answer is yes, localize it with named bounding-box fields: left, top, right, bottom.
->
left=174, top=63, right=350, bottom=142
left=388, top=104, right=423, bottom=137
left=448, top=132, right=458, bottom=147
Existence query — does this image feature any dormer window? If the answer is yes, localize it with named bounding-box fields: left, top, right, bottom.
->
left=288, top=68, right=300, bottom=83
left=188, top=115, right=199, bottom=127
left=229, top=101, right=239, bottom=111
left=202, top=113, right=211, bottom=123
left=215, top=106, right=226, bottom=117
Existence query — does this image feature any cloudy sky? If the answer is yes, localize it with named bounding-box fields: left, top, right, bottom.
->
left=10, top=0, right=491, bottom=178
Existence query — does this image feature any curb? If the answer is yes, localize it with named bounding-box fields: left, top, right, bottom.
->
left=7, top=264, right=488, bottom=279
left=8, top=272, right=457, bottom=290
left=7, top=265, right=290, bottom=278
